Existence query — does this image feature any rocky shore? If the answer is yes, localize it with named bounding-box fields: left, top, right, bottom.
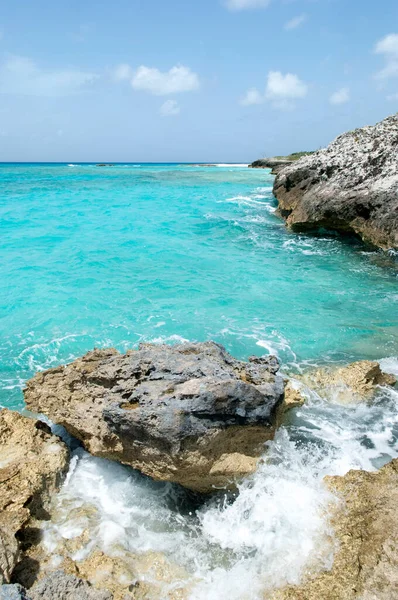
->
left=270, top=114, right=398, bottom=250
left=249, top=158, right=295, bottom=175
left=1, top=343, right=397, bottom=599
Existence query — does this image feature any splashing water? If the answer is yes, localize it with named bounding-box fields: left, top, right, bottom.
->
left=1, top=163, right=397, bottom=597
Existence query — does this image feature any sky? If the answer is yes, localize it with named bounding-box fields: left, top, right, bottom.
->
left=1, top=0, right=398, bottom=161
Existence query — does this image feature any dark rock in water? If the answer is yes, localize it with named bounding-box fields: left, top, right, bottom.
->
left=0, top=585, right=30, bottom=600
left=24, top=342, right=285, bottom=492
left=96, top=164, right=114, bottom=167
left=29, top=572, right=112, bottom=600
left=273, top=114, right=398, bottom=250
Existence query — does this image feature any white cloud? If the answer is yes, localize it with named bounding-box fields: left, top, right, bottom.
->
left=113, top=63, right=133, bottom=81
left=265, top=71, right=308, bottom=108
left=0, top=55, right=98, bottom=97
left=131, top=65, right=199, bottom=95
left=374, top=33, right=398, bottom=79
left=375, top=33, right=398, bottom=56
left=241, top=71, right=308, bottom=110
left=241, top=87, right=264, bottom=105
left=160, top=99, right=180, bottom=116
left=224, top=0, right=271, bottom=11
left=330, top=87, right=350, bottom=105
left=284, top=14, right=307, bottom=31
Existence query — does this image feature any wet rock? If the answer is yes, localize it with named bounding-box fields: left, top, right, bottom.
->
left=281, top=381, right=306, bottom=412
left=271, top=458, right=398, bottom=600
left=0, top=410, right=69, bottom=583
left=24, top=342, right=284, bottom=492
left=301, top=360, right=396, bottom=404
left=29, top=571, right=112, bottom=600
left=62, top=550, right=190, bottom=600
left=273, top=114, right=398, bottom=249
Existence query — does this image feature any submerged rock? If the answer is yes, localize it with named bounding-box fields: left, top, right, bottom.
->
left=24, top=342, right=285, bottom=493
left=271, top=458, right=398, bottom=600
left=301, top=360, right=396, bottom=404
left=0, top=410, right=69, bottom=584
left=273, top=114, right=398, bottom=249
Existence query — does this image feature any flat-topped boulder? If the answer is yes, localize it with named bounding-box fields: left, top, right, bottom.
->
left=24, top=342, right=285, bottom=493
left=273, top=114, right=398, bottom=249
left=0, top=410, right=69, bottom=584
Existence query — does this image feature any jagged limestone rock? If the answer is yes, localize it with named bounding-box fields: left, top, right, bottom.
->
left=273, top=114, right=398, bottom=249
left=24, top=342, right=285, bottom=493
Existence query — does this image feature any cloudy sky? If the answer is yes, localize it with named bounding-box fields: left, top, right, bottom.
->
left=1, top=0, right=398, bottom=161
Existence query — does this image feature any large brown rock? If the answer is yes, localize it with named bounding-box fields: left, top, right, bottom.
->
left=270, top=458, right=398, bottom=599
left=273, top=114, right=398, bottom=250
left=24, top=342, right=285, bottom=493
left=0, top=410, right=69, bottom=584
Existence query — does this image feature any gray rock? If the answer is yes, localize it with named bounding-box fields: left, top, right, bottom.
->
left=30, top=572, right=112, bottom=600
left=249, top=158, right=295, bottom=174
left=24, top=342, right=285, bottom=492
left=0, top=585, right=30, bottom=600
left=273, top=114, right=398, bottom=249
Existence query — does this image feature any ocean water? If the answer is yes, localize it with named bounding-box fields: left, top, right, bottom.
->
left=1, top=163, right=398, bottom=599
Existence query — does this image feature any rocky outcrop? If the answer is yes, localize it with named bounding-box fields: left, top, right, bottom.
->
left=249, top=158, right=295, bottom=175
left=301, top=360, right=396, bottom=404
left=0, top=410, right=69, bottom=584
left=273, top=114, right=398, bottom=249
left=271, top=458, right=398, bottom=600
left=24, top=342, right=285, bottom=493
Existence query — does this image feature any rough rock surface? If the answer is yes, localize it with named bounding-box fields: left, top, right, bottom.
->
left=249, top=158, right=295, bottom=174
left=24, top=342, right=285, bottom=492
left=0, top=573, right=113, bottom=600
left=301, top=360, right=396, bottom=404
left=29, top=571, right=112, bottom=600
left=273, top=114, right=398, bottom=249
left=270, top=458, right=398, bottom=600
left=281, top=380, right=306, bottom=412
left=0, top=584, right=30, bottom=600
left=0, top=410, right=69, bottom=584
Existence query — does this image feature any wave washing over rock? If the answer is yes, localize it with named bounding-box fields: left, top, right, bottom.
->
left=272, top=114, right=398, bottom=250
left=1, top=346, right=398, bottom=599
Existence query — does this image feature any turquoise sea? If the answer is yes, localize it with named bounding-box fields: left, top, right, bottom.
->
left=1, top=163, right=398, bottom=599
left=1, top=162, right=397, bottom=410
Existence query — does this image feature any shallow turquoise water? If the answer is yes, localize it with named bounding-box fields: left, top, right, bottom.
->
left=1, top=163, right=397, bottom=409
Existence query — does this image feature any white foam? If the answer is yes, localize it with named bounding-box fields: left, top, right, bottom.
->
left=379, top=356, right=398, bottom=377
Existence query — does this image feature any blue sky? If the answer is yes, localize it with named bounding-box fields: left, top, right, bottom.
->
left=1, top=0, right=398, bottom=161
